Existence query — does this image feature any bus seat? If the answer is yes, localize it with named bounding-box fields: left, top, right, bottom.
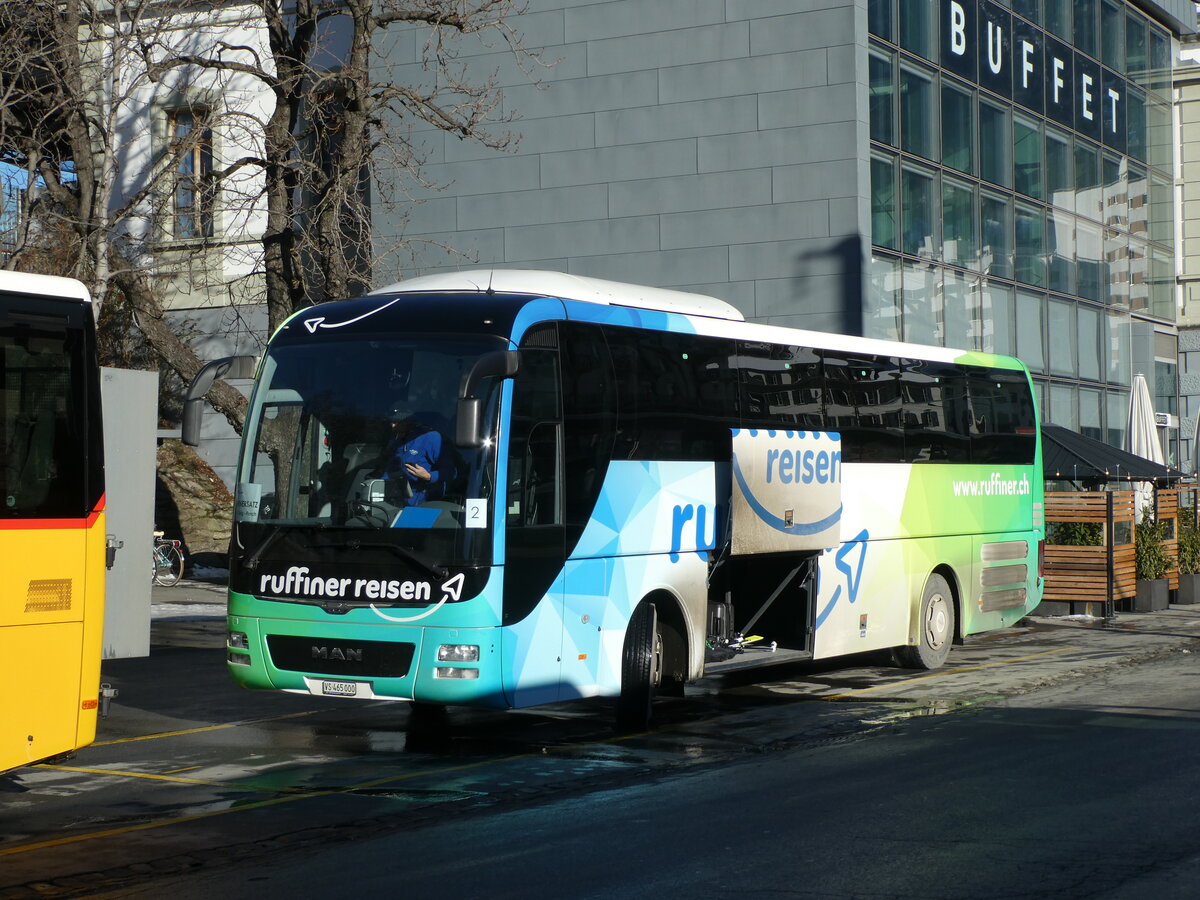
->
left=342, top=442, right=383, bottom=503
left=343, top=442, right=380, bottom=471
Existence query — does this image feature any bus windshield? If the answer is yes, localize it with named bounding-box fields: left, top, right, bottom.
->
left=1, top=295, right=94, bottom=520
left=235, top=334, right=505, bottom=567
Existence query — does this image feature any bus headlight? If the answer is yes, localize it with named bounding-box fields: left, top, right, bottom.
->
left=228, top=631, right=249, bottom=650
left=435, top=667, right=480, bottom=679
left=437, top=644, right=479, bottom=662
left=227, top=651, right=251, bottom=666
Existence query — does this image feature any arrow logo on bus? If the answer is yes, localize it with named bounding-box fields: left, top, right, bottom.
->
left=368, top=572, right=465, bottom=623
left=441, top=572, right=465, bottom=602
left=814, top=529, right=870, bottom=630
left=303, top=298, right=401, bottom=333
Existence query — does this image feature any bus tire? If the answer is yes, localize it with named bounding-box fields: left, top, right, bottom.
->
left=896, top=573, right=954, bottom=670
left=616, top=601, right=660, bottom=731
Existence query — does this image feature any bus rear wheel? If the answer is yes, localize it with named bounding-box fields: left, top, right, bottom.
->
left=895, top=573, right=954, bottom=670
left=616, top=600, right=661, bottom=731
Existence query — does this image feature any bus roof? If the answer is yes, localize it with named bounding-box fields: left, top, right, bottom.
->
left=367, top=269, right=1027, bottom=375
left=374, top=269, right=745, bottom=322
left=0, top=270, right=92, bottom=304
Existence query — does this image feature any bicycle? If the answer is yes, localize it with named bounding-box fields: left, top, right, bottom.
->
left=152, top=532, right=185, bottom=586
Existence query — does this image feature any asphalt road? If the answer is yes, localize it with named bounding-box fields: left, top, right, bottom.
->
left=113, top=650, right=1200, bottom=900
left=4, top=595, right=1200, bottom=898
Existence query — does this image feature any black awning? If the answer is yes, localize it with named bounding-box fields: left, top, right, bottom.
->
left=1042, top=424, right=1184, bottom=485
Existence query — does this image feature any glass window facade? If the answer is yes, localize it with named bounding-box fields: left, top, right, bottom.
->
left=979, top=100, right=1012, bottom=187
left=1075, top=0, right=1098, bottom=57
left=867, top=0, right=1174, bottom=448
left=900, top=63, right=936, bottom=158
left=871, top=155, right=897, bottom=251
left=1017, top=290, right=1047, bottom=373
left=942, top=79, right=975, bottom=173
left=942, top=176, right=977, bottom=267
left=984, top=282, right=1016, bottom=356
left=1080, top=387, right=1103, bottom=440
left=869, top=52, right=895, bottom=145
left=1014, top=116, right=1043, bottom=199
left=901, top=164, right=937, bottom=256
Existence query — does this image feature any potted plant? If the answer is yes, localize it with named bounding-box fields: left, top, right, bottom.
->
left=1040, top=520, right=1105, bottom=617
left=1134, top=507, right=1173, bottom=612
left=1176, top=516, right=1200, bottom=605
left=1047, top=521, right=1103, bottom=546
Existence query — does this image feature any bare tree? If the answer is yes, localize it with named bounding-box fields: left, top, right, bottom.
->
left=0, top=0, right=256, bottom=419
left=0, top=0, right=540, bottom=431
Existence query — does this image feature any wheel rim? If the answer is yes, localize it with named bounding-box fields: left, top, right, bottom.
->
left=924, top=592, right=950, bottom=650
left=652, top=628, right=663, bottom=688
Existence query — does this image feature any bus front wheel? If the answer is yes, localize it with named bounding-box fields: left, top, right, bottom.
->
left=896, top=574, right=954, bottom=670
left=616, top=601, right=661, bottom=731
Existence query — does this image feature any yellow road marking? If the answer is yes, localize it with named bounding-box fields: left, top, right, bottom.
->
left=2, top=754, right=530, bottom=858
left=91, top=709, right=323, bottom=746
left=36, top=763, right=362, bottom=796
left=36, top=764, right=230, bottom=788
left=823, top=646, right=1074, bottom=700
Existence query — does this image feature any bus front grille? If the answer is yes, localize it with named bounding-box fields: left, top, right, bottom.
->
left=267, top=635, right=415, bottom=678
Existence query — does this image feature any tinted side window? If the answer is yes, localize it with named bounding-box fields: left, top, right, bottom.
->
left=604, top=326, right=736, bottom=461
left=736, top=341, right=824, bottom=429
left=559, top=323, right=616, bottom=545
left=506, top=330, right=562, bottom=528
left=899, top=360, right=972, bottom=463
left=0, top=297, right=92, bottom=519
left=825, top=352, right=903, bottom=462
left=503, top=325, right=564, bottom=626
left=967, top=367, right=1037, bottom=464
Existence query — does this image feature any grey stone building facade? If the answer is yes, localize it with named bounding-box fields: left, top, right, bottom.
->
left=376, top=0, right=1196, bottom=461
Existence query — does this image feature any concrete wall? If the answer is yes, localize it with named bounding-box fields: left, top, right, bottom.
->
left=374, top=0, right=870, bottom=333
left=101, top=368, right=158, bottom=660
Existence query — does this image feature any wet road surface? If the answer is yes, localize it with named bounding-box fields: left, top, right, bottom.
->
left=113, top=651, right=1200, bottom=900
left=3, top=597, right=1200, bottom=897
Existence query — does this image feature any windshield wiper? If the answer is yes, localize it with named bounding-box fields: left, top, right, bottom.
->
left=242, top=527, right=285, bottom=572
left=345, top=539, right=448, bottom=580
left=240, top=523, right=327, bottom=571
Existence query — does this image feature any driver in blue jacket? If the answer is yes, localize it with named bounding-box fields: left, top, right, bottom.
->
left=381, top=405, right=453, bottom=506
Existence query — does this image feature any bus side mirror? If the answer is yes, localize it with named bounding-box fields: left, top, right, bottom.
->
left=456, top=398, right=482, bottom=448
left=456, top=350, right=520, bottom=448
left=182, top=355, right=258, bottom=446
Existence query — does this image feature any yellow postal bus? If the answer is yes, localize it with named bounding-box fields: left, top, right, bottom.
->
left=1, top=271, right=106, bottom=772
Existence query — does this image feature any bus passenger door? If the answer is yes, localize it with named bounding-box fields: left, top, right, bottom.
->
left=501, top=333, right=566, bottom=706
left=558, top=323, right=617, bottom=700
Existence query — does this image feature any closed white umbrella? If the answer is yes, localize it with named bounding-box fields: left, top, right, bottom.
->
left=1127, top=373, right=1163, bottom=521
left=1192, top=411, right=1200, bottom=476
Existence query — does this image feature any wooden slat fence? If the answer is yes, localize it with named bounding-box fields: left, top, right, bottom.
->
left=1043, top=490, right=1136, bottom=616
left=1179, top=484, right=1200, bottom=528
left=1155, top=488, right=1180, bottom=591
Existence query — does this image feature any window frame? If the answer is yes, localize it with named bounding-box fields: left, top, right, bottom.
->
left=165, top=106, right=216, bottom=242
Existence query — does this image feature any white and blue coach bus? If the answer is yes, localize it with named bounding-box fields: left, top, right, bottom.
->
left=186, top=270, right=1043, bottom=729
